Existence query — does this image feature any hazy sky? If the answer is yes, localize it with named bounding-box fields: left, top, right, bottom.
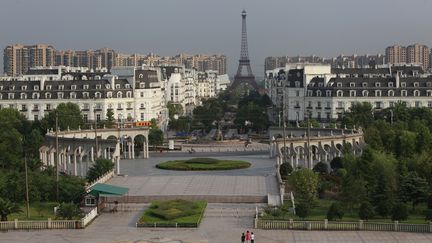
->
left=1, top=0, right=432, bottom=77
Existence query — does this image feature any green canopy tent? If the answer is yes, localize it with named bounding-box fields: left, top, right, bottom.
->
left=85, top=183, right=129, bottom=207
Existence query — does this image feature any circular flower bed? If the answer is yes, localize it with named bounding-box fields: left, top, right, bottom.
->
left=156, top=157, right=251, bottom=171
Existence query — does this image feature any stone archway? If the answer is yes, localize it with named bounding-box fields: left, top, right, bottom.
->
left=134, top=134, right=149, bottom=159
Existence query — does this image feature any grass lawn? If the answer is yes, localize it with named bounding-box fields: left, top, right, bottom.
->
left=262, top=199, right=430, bottom=224
left=8, top=202, right=58, bottom=221
left=156, top=157, right=251, bottom=171
left=137, top=199, right=207, bottom=227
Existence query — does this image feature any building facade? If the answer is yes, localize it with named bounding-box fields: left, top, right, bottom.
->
left=265, top=63, right=430, bottom=122
left=386, top=44, right=430, bottom=71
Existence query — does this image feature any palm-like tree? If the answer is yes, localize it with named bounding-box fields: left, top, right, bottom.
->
left=0, top=198, right=22, bottom=221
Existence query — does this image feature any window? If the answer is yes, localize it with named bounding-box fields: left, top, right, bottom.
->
left=388, top=90, right=395, bottom=97
left=83, top=114, right=88, bottom=122
left=70, top=92, right=76, bottom=99
left=338, top=101, right=344, bottom=108
left=388, top=82, right=394, bottom=87
left=375, top=102, right=382, bottom=109
left=32, top=93, right=39, bottom=99
left=34, top=85, right=39, bottom=91
left=58, top=92, right=64, bottom=99
left=308, top=101, right=312, bottom=108
left=414, top=90, right=420, bottom=96
left=337, top=90, right=343, bottom=97
left=316, top=90, right=322, bottom=97
left=427, top=82, right=432, bottom=87
left=294, top=81, right=300, bottom=88
left=415, top=101, right=421, bottom=108
left=307, top=90, right=312, bottom=96
left=21, top=85, right=27, bottom=90
left=85, top=197, right=96, bottom=206
left=34, top=115, right=38, bottom=121
left=95, top=92, right=101, bottom=98
left=140, top=113, right=144, bottom=121
left=350, top=90, right=356, bottom=97
left=140, top=92, right=144, bottom=97
left=115, top=84, right=120, bottom=89
left=337, top=82, right=342, bottom=87
left=96, top=84, right=101, bottom=89
left=46, top=104, right=51, bottom=111
left=414, top=82, right=419, bottom=87
left=20, top=93, right=27, bottom=99
left=46, top=85, right=51, bottom=90
left=317, top=101, right=322, bottom=108
left=96, top=114, right=101, bottom=122
left=125, top=84, right=131, bottom=89
left=21, top=104, right=27, bottom=111
left=427, top=90, right=432, bottom=97
left=349, top=82, right=355, bottom=87
left=362, top=82, right=368, bottom=87
left=140, top=103, right=145, bottom=109
left=140, top=83, right=145, bottom=88
left=83, top=92, right=89, bottom=98
left=117, top=92, right=122, bottom=98
left=83, top=85, right=89, bottom=90
left=296, top=90, right=300, bottom=96
left=401, top=90, right=407, bottom=96
left=401, top=82, right=406, bottom=87
left=428, top=101, right=432, bottom=108
left=326, top=90, right=332, bottom=97
left=71, top=85, right=76, bottom=90
left=362, top=90, right=369, bottom=97
left=389, top=101, right=395, bottom=107
left=33, top=105, right=39, bottom=111
left=326, top=102, right=331, bottom=108
left=58, top=85, right=64, bottom=90
left=107, top=92, right=112, bottom=98
left=117, top=103, right=122, bottom=109
left=8, top=93, right=14, bottom=99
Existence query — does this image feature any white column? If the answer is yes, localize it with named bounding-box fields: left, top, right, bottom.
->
left=116, top=156, right=120, bottom=175
left=131, top=143, right=135, bottom=159
left=79, top=155, right=83, bottom=177
left=128, top=142, right=132, bottom=159
left=90, top=147, right=94, bottom=162
left=67, top=154, right=71, bottom=174
left=103, top=148, right=107, bottom=159
left=73, top=153, right=77, bottom=176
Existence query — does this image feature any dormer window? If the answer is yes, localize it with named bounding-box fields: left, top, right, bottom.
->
left=326, top=90, right=332, bottom=97
left=107, top=92, right=112, bottom=98
left=32, top=93, right=39, bottom=99
left=318, top=82, right=323, bottom=87
left=388, top=82, right=394, bottom=87
left=316, top=90, right=322, bottom=97
left=427, top=90, right=432, bottom=97
left=10, top=85, right=15, bottom=90
left=95, top=92, right=102, bottom=98
left=140, top=83, right=145, bottom=88
left=307, top=90, right=313, bottom=96
left=362, top=90, right=369, bottom=97
left=117, top=92, right=122, bottom=98
left=58, top=85, right=64, bottom=90
left=21, top=86, right=27, bottom=90
left=337, top=90, right=343, bottom=97
left=45, top=93, right=51, bottom=99
left=125, top=84, right=131, bottom=89
left=115, top=84, right=120, bottom=89
left=350, top=90, right=356, bottom=97
left=337, top=82, right=342, bottom=87
left=414, top=82, right=419, bottom=87
left=375, top=82, right=381, bottom=87
left=20, top=93, right=27, bottom=99
left=375, top=90, right=382, bottom=97
left=0, top=86, right=3, bottom=90
left=46, top=85, right=51, bottom=90
left=401, top=90, right=407, bottom=96
left=71, top=85, right=76, bottom=90
left=96, top=84, right=102, bottom=89
left=58, top=92, right=64, bottom=99
left=295, top=81, right=300, bottom=88
left=83, top=85, right=89, bottom=90
left=34, top=85, right=39, bottom=91
left=8, top=93, right=14, bottom=99
left=362, top=82, right=368, bottom=87
left=349, top=82, right=355, bottom=87
left=388, top=90, right=395, bottom=97
left=126, top=91, right=132, bottom=98
left=105, top=84, right=111, bottom=89
left=83, top=92, right=89, bottom=98
left=427, top=82, right=432, bottom=87
left=414, top=90, right=420, bottom=97
left=70, top=92, right=77, bottom=99
left=401, top=82, right=406, bottom=87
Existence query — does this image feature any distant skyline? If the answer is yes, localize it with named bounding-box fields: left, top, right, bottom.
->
left=1, top=0, right=432, bottom=77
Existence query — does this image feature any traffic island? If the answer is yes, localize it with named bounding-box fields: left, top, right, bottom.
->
left=136, top=199, right=207, bottom=228
left=155, top=157, right=251, bottom=171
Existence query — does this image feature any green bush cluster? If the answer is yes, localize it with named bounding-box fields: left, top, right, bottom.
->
left=185, top=158, right=219, bottom=164
left=156, top=158, right=251, bottom=171
left=150, top=199, right=199, bottom=220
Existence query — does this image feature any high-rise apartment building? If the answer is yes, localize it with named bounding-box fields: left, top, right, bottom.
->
left=386, top=44, right=429, bottom=71
left=4, top=44, right=55, bottom=76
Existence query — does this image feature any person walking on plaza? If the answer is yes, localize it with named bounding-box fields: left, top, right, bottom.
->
left=246, top=230, right=251, bottom=243
left=241, top=232, right=245, bottom=243
left=251, top=232, right=255, bottom=243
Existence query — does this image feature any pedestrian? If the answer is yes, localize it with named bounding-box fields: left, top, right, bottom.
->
left=246, top=230, right=251, bottom=243
left=241, top=232, right=245, bottom=243
left=251, top=232, right=254, bottom=243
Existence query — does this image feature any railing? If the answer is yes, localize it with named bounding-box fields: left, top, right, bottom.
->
left=85, top=170, right=115, bottom=192
left=80, top=207, right=98, bottom=227
left=0, top=219, right=78, bottom=231
left=255, top=218, right=432, bottom=233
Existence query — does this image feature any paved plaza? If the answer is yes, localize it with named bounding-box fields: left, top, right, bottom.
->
left=1, top=204, right=432, bottom=243
left=108, top=152, right=278, bottom=197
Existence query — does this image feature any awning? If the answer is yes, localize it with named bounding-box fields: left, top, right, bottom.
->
left=88, top=183, right=129, bottom=197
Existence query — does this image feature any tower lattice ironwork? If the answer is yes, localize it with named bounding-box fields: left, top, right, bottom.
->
left=229, top=10, right=259, bottom=92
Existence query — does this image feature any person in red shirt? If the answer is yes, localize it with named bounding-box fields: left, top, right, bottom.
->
left=245, top=230, right=251, bottom=243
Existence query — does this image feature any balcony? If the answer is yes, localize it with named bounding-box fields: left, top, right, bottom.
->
left=325, top=107, right=331, bottom=110
left=32, top=109, right=39, bottom=112
left=20, top=108, right=28, bottom=112
left=316, top=106, right=322, bottom=110
left=294, top=105, right=301, bottom=109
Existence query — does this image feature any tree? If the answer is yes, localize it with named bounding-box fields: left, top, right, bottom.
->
left=56, top=203, right=83, bottom=220
left=149, top=128, right=164, bottom=147
left=167, top=102, right=184, bottom=120
left=342, top=102, right=374, bottom=128
left=235, top=101, right=269, bottom=132
left=86, top=158, right=115, bottom=183
left=42, top=102, right=84, bottom=131
left=394, top=130, right=417, bottom=158
left=359, top=202, right=374, bottom=220
left=340, top=176, right=367, bottom=210
left=105, top=109, right=115, bottom=128
left=399, top=172, right=428, bottom=210
left=279, top=163, right=293, bottom=180
left=0, top=197, right=22, bottom=221
left=0, top=127, right=22, bottom=169
left=327, top=202, right=344, bottom=221
left=424, top=209, right=432, bottom=221
left=391, top=203, right=408, bottom=221
left=313, top=162, right=328, bottom=174
left=288, top=168, right=319, bottom=205
left=375, top=200, right=393, bottom=218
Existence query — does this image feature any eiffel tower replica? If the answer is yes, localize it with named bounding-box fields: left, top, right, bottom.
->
left=229, top=10, right=259, bottom=93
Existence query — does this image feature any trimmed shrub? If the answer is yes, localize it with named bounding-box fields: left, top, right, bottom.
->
left=149, top=199, right=199, bottom=220
left=295, top=202, right=310, bottom=219
left=313, top=162, right=329, bottom=174
left=279, top=163, right=293, bottom=180
left=424, top=209, right=432, bottom=221
left=391, top=203, right=408, bottom=221
left=185, top=158, right=219, bottom=164
left=375, top=201, right=392, bottom=218
left=359, top=202, right=374, bottom=220
left=326, top=202, right=344, bottom=221
left=330, top=157, right=343, bottom=171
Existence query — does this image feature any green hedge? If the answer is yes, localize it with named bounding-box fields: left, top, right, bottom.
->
left=156, top=158, right=251, bottom=171
left=137, top=199, right=207, bottom=228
